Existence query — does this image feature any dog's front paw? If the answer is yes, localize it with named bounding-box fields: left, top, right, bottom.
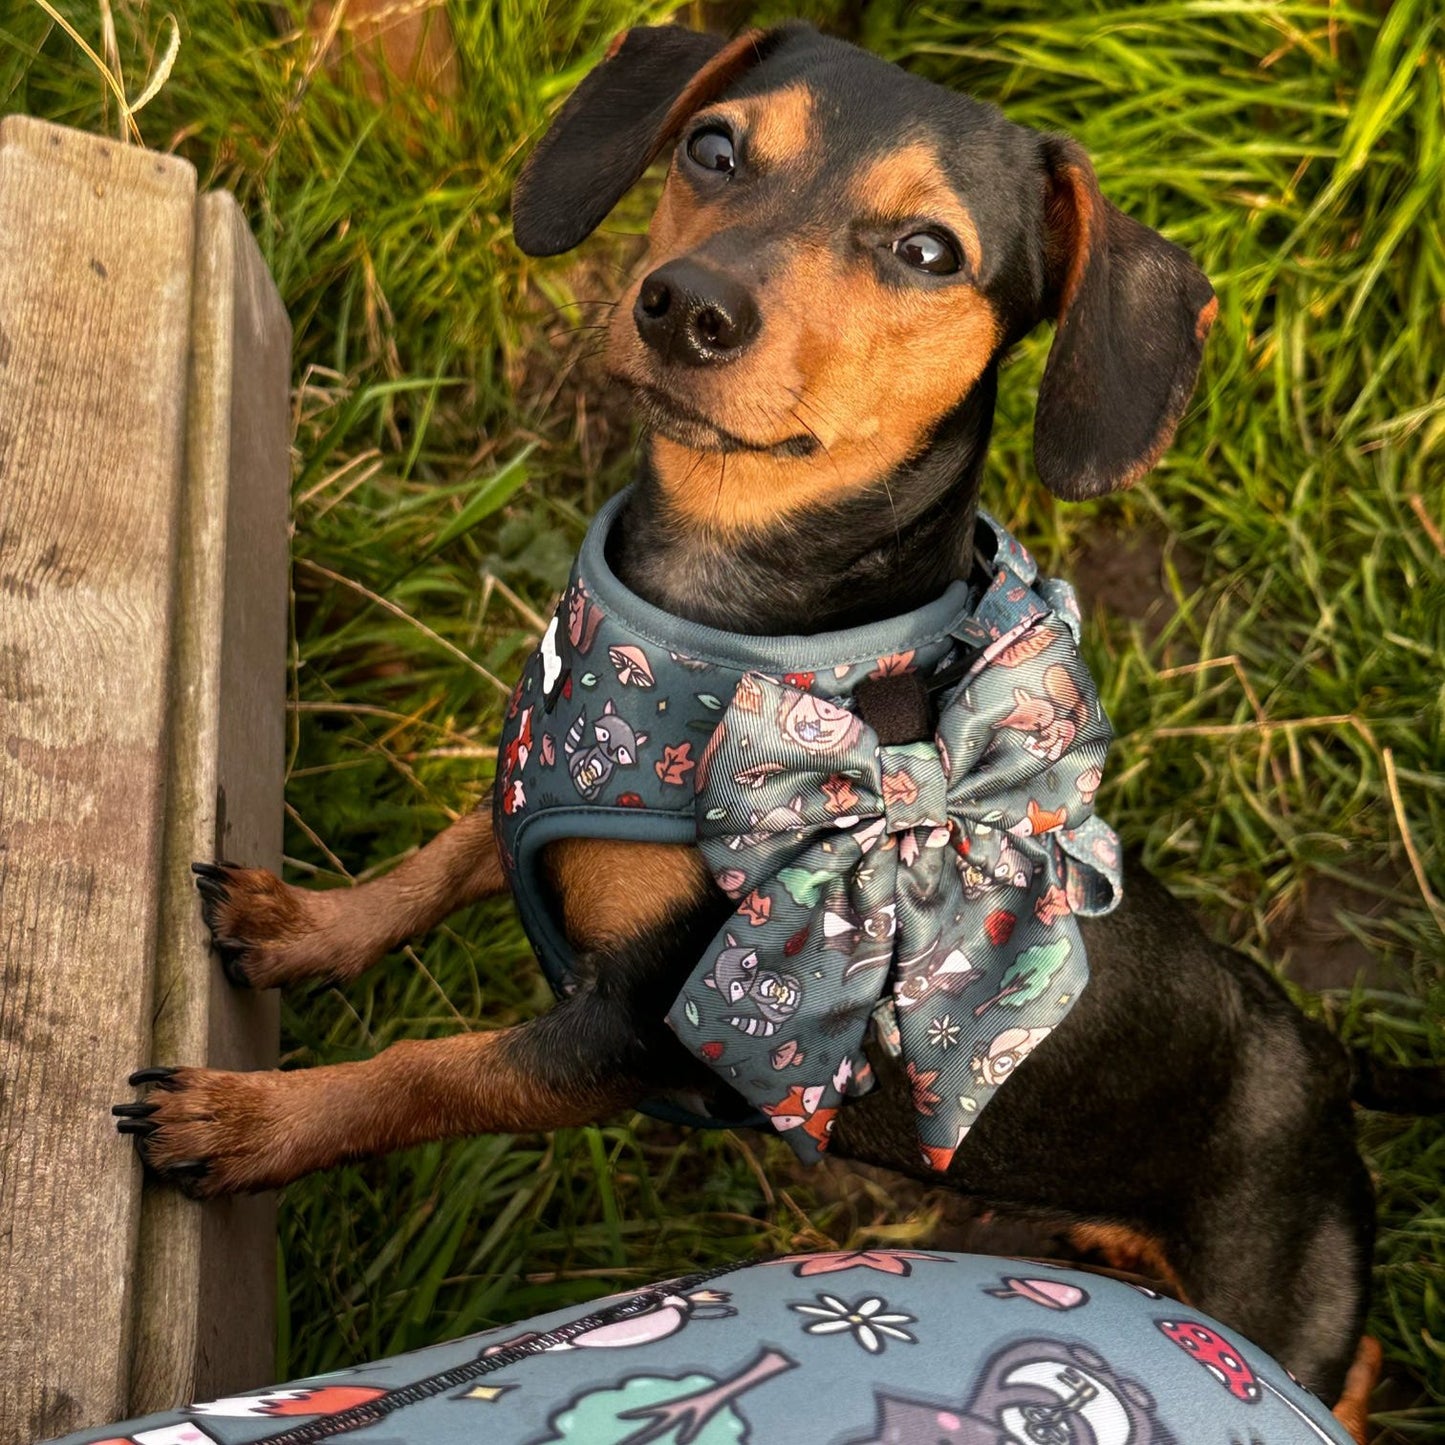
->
left=113, top=1065, right=289, bottom=1197
left=191, top=861, right=358, bottom=989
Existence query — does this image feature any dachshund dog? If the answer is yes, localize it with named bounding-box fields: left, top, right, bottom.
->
left=116, top=24, right=1440, bottom=1424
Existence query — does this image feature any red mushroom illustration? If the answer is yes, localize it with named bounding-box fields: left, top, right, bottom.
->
left=1157, top=1319, right=1261, bottom=1402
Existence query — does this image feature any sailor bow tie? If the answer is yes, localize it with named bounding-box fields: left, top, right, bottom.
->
left=666, top=590, right=1122, bottom=1173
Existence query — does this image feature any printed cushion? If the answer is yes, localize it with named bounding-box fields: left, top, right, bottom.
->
left=50, top=1250, right=1350, bottom=1444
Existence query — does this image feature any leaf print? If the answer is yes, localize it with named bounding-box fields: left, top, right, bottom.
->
left=769, top=1039, right=805, bottom=1069
left=684, top=998, right=700, bottom=1028
left=821, top=774, right=861, bottom=815
left=740, top=890, right=772, bottom=926
left=734, top=760, right=785, bottom=790
left=777, top=866, right=835, bottom=907
left=870, top=650, right=916, bottom=678
left=1076, top=764, right=1103, bottom=803
left=579, top=671, right=597, bottom=687
left=995, top=627, right=1053, bottom=668
left=1035, top=884, right=1072, bottom=927
left=608, top=644, right=655, bottom=688
left=767, top=1250, right=948, bottom=1277
left=906, top=1061, right=941, bottom=1116
left=696, top=693, right=724, bottom=710
left=881, top=770, right=920, bottom=808
left=654, top=741, right=695, bottom=785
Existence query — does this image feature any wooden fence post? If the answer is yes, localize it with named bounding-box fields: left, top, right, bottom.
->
left=0, top=117, right=288, bottom=1440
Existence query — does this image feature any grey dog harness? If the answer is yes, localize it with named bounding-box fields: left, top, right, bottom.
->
left=493, top=490, right=1122, bottom=1156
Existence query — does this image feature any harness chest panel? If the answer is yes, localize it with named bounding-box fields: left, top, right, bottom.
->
left=494, top=489, right=1122, bottom=1167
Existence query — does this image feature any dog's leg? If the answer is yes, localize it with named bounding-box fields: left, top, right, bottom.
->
left=1330, top=1335, right=1382, bottom=1445
left=192, top=802, right=506, bottom=988
left=115, top=983, right=647, bottom=1195
left=1165, top=1150, right=1375, bottom=1407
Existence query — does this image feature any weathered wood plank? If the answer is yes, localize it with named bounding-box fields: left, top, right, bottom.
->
left=127, top=192, right=289, bottom=1417
left=0, top=116, right=197, bottom=1441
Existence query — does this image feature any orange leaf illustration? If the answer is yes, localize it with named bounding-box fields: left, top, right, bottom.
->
left=655, top=741, right=696, bottom=785
left=822, top=774, right=861, bottom=814
left=995, top=629, right=1053, bottom=668
left=741, top=890, right=772, bottom=926
left=1035, top=884, right=1072, bottom=926
left=881, top=770, right=920, bottom=808
left=871, top=650, right=916, bottom=678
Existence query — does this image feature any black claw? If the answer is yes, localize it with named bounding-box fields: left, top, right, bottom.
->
left=166, top=1159, right=211, bottom=1177
left=191, top=860, right=241, bottom=878
left=129, top=1065, right=179, bottom=1086
left=116, top=1118, right=158, bottom=1136
left=112, top=1101, right=159, bottom=1119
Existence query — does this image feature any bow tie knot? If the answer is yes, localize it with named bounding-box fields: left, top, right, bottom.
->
left=877, top=743, right=950, bottom=835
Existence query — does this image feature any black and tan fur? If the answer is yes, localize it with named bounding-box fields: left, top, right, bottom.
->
left=116, top=25, right=1442, bottom=1429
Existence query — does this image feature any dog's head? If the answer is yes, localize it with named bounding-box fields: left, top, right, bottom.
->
left=513, top=25, right=1215, bottom=525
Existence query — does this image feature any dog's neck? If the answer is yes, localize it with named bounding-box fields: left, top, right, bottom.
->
left=611, top=368, right=998, bottom=635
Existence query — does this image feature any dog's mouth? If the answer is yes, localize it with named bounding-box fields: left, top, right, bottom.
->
left=622, top=380, right=818, bottom=458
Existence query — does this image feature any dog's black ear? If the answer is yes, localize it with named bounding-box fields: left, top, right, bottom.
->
left=512, top=27, right=775, bottom=257
left=1034, top=136, right=1216, bottom=500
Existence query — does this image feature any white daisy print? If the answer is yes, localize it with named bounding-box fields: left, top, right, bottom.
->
left=789, top=1292, right=917, bottom=1353
left=926, top=1013, right=961, bottom=1050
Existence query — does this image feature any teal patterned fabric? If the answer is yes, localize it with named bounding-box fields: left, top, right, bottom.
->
left=668, top=562, right=1122, bottom=1170
left=494, top=489, right=1122, bottom=1160
left=47, top=1251, right=1352, bottom=1445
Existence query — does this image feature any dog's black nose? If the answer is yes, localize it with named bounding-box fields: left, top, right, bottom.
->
left=634, top=260, right=758, bottom=365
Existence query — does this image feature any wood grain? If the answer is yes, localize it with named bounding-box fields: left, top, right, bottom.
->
left=0, top=120, right=291, bottom=1438
left=127, top=192, right=289, bottom=1417
left=0, top=115, right=197, bottom=1441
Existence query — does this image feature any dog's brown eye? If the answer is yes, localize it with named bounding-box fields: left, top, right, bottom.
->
left=893, top=231, right=959, bottom=275
left=687, top=127, right=735, bottom=175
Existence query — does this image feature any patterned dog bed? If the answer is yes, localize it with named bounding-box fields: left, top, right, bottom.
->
left=51, top=1250, right=1351, bottom=1445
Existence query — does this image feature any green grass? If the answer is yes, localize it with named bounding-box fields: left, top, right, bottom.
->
left=5, top=0, right=1442, bottom=1434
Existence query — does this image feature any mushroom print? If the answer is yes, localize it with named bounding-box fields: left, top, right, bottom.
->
left=1156, top=1320, right=1262, bottom=1403
left=985, top=1276, right=1090, bottom=1310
